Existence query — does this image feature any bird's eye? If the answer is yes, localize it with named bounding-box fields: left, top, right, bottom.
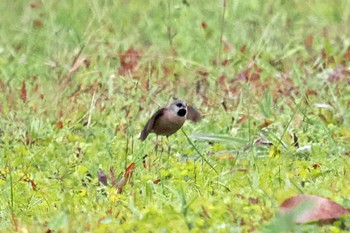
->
left=176, top=103, right=183, bottom=107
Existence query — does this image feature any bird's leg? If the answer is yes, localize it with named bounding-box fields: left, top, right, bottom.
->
left=155, top=135, right=159, bottom=157
left=160, top=136, right=164, bottom=155
left=166, top=136, right=171, bottom=155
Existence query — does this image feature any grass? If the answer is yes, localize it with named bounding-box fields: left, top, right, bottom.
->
left=1, top=0, right=350, bottom=232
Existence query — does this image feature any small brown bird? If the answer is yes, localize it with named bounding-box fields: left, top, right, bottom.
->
left=140, top=99, right=202, bottom=141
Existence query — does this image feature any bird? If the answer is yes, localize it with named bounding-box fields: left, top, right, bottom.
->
left=140, top=99, right=202, bottom=141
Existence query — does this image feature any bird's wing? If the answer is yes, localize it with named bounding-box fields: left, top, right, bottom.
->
left=187, top=106, right=202, bottom=122
left=139, top=108, right=165, bottom=141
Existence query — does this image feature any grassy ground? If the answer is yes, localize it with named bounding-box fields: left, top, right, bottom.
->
left=1, top=0, right=350, bottom=232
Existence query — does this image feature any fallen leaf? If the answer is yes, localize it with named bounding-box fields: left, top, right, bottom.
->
left=306, top=89, right=318, bottom=96
left=240, top=44, right=247, bottom=54
left=22, top=177, right=37, bottom=191
left=221, top=59, right=231, bottom=66
left=237, top=115, right=247, bottom=124
left=117, top=162, right=135, bottom=194
left=25, top=131, right=31, bottom=145
left=248, top=197, right=259, bottom=204
left=118, top=48, right=140, bottom=75
left=280, top=194, right=350, bottom=224
left=30, top=1, right=42, bottom=9
left=20, top=81, right=27, bottom=102
left=257, top=120, right=274, bottom=129
left=236, top=62, right=262, bottom=82
left=56, top=121, right=63, bottom=129
left=304, top=34, right=314, bottom=51
left=124, top=162, right=135, bottom=181
left=153, top=179, right=161, bottom=184
left=33, top=19, right=43, bottom=29
left=344, top=47, right=350, bottom=61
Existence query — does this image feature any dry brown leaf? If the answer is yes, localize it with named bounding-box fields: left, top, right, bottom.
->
left=117, top=162, right=135, bottom=194
left=153, top=179, right=161, bottom=184
left=56, top=121, right=63, bottom=129
left=304, top=34, right=314, bottom=51
left=248, top=197, right=259, bottom=204
left=118, top=48, right=141, bottom=75
left=343, top=47, right=350, bottom=61
left=20, top=81, right=27, bottom=102
left=237, top=115, right=247, bottom=124
left=28, top=178, right=37, bottom=191
left=33, top=19, right=43, bottom=29
left=258, top=120, right=274, bottom=129
left=124, top=162, right=135, bottom=181
left=240, top=44, right=247, bottom=54
left=280, top=194, right=350, bottom=224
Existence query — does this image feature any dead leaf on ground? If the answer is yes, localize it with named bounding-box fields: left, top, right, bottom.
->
left=304, top=34, right=314, bottom=51
left=118, top=48, right=141, bottom=75
left=248, top=197, right=259, bottom=204
left=257, top=120, right=274, bottom=129
left=56, top=121, right=63, bottom=129
left=279, top=194, right=350, bottom=224
left=21, top=176, right=37, bottom=191
left=343, top=47, right=350, bottom=61
left=20, top=81, right=27, bottom=102
left=240, top=44, right=247, bottom=54
left=33, top=19, right=43, bottom=29
left=153, top=179, right=161, bottom=184
left=117, top=162, right=135, bottom=194
left=237, top=115, right=247, bottom=124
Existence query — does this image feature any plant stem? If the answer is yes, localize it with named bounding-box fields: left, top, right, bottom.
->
left=181, top=129, right=218, bottom=174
